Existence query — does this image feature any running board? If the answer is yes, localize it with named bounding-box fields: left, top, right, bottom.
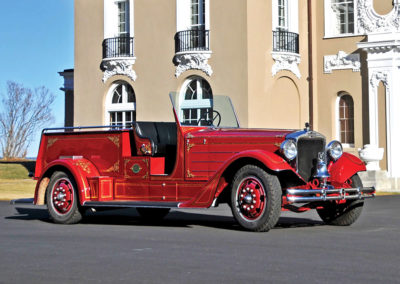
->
left=82, top=201, right=180, bottom=208
left=10, top=198, right=34, bottom=205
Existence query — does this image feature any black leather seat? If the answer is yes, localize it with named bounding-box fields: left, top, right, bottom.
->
left=134, top=122, right=177, bottom=157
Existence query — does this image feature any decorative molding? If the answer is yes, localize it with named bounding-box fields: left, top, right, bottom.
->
left=101, top=58, right=137, bottom=83
left=324, top=51, right=360, bottom=73
left=370, top=70, right=389, bottom=88
left=174, top=52, right=213, bottom=77
left=357, top=0, right=400, bottom=34
left=271, top=52, right=301, bottom=79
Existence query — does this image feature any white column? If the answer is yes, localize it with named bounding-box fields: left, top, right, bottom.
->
left=368, top=70, right=380, bottom=147
left=388, top=65, right=400, bottom=177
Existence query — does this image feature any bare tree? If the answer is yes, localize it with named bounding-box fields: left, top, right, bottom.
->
left=0, top=81, right=55, bottom=159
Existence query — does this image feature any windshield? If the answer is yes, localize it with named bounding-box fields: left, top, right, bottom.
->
left=169, top=92, right=240, bottom=128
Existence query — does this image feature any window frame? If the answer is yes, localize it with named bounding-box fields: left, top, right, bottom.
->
left=105, top=81, right=136, bottom=128
left=336, top=93, right=355, bottom=148
left=104, top=0, right=134, bottom=39
left=324, top=0, right=359, bottom=38
left=176, top=0, right=210, bottom=32
left=179, top=77, right=213, bottom=126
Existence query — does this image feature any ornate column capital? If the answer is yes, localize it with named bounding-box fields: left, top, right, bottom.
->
left=370, top=70, right=389, bottom=88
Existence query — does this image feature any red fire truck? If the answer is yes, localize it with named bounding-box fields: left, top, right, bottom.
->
left=31, top=93, right=374, bottom=231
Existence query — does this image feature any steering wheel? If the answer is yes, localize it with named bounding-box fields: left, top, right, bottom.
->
left=197, top=110, right=221, bottom=127
left=212, top=110, right=221, bottom=127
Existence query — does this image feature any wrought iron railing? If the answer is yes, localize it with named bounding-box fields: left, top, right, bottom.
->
left=102, top=36, right=135, bottom=59
left=272, top=30, right=299, bottom=54
left=174, top=29, right=210, bottom=53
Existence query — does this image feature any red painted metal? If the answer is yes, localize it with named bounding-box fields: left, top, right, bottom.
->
left=150, top=157, right=165, bottom=175
left=328, top=153, right=366, bottom=184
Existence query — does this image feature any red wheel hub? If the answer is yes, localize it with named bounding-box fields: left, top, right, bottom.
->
left=237, top=177, right=266, bottom=220
left=51, top=179, right=74, bottom=214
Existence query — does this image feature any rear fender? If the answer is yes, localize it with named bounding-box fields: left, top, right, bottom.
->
left=34, top=158, right=99, bottom=205
left=328, top=152, right=366, bottom=184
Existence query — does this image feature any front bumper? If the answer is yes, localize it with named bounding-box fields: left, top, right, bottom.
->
left=286, top=187, right=375, bottom=203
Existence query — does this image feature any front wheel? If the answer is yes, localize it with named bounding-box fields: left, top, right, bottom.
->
left=317, top=174, right=364, bottom=226
left=230, top=165, right=282, bottom=232
left=46, top=171, right=82, bottom=224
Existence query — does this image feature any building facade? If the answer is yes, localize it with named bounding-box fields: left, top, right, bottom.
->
left=66, top=0, right=400, bottom=188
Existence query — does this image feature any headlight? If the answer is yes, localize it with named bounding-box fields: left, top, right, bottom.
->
left=327, top=140, right=343, bottom=161
left=280, top=139, right=297, bottom=161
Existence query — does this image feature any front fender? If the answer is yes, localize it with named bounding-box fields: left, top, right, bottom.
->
left=329, top=152, right=366, bottom=184
left=226, top=150, right=295, bottom=173
left=34, top=158, right=99, bottom=205
left=179, top=150, right=302, bottom=208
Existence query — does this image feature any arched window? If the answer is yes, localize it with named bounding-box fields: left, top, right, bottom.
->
left=337, top=93, right=354, bottom=145
left=106, top=81, right=136, bottom=127
left=180, top=77, right=212, bottom=125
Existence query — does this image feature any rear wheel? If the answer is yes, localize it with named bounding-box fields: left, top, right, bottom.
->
left=46, top=171, right=82, bottom=224
left=230, top=165, right=281, bottom=232
left=136, top=208, right=170, bottom=222
left=317, top=174, right=364, bottom=226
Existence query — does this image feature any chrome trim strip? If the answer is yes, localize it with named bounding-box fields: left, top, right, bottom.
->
left=42, top=125, right=131, bottom=134
left=82, top=201, right=179, bottom=208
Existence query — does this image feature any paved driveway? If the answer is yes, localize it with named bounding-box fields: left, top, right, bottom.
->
left=1, top=196, right=399, bottom=283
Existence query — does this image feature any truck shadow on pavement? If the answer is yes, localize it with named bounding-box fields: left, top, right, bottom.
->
left=7, top=206, right=324, bottom=231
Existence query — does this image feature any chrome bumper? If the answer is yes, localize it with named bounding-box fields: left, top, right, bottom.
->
left=286, top=187, right=375, bottom=203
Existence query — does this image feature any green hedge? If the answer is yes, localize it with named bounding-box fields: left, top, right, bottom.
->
left=0, top=161, right=36, bottom=179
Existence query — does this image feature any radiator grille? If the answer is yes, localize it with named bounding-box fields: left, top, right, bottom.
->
left=297, top=137, right=325, bottom=181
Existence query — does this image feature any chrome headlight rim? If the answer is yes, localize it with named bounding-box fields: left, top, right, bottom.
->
left=327, top=140, right=343, bottom=161
left=280, top=139, right=298, bottom=161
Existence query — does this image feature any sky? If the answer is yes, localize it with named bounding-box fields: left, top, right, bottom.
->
left=0, top=0, right=74, bottom=157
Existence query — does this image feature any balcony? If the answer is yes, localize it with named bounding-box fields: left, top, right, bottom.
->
left=272, top=30, right=299, bottom=54
left=102, top=36, right=135, bottom=59
left=174, top=29, right=210, bottom=53
left=100, top=36, right=137, bottom=83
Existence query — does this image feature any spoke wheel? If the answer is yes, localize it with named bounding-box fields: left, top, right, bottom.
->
left=230, top=165, right=281, bottom=232
left=236, top=177, right=266, bottom=221
left=51, top=178, right=74, bottom=215
left=46, top=171, right=82, bottom=224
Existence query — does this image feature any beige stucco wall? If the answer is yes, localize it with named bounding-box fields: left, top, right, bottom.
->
left=74, top=0, right=391, bottom=156
left=313, top=1, right=365, bottom=152
left=74, top=0, right=104, bottom=126
left=246, top=0, right=309, bottom=130
left=373, top=0, right=394, bottom=15
left=75, top=0, right=249, bottom=126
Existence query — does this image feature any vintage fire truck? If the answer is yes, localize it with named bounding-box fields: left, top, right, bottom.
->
left=32, top=93, right=374, bottom=231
